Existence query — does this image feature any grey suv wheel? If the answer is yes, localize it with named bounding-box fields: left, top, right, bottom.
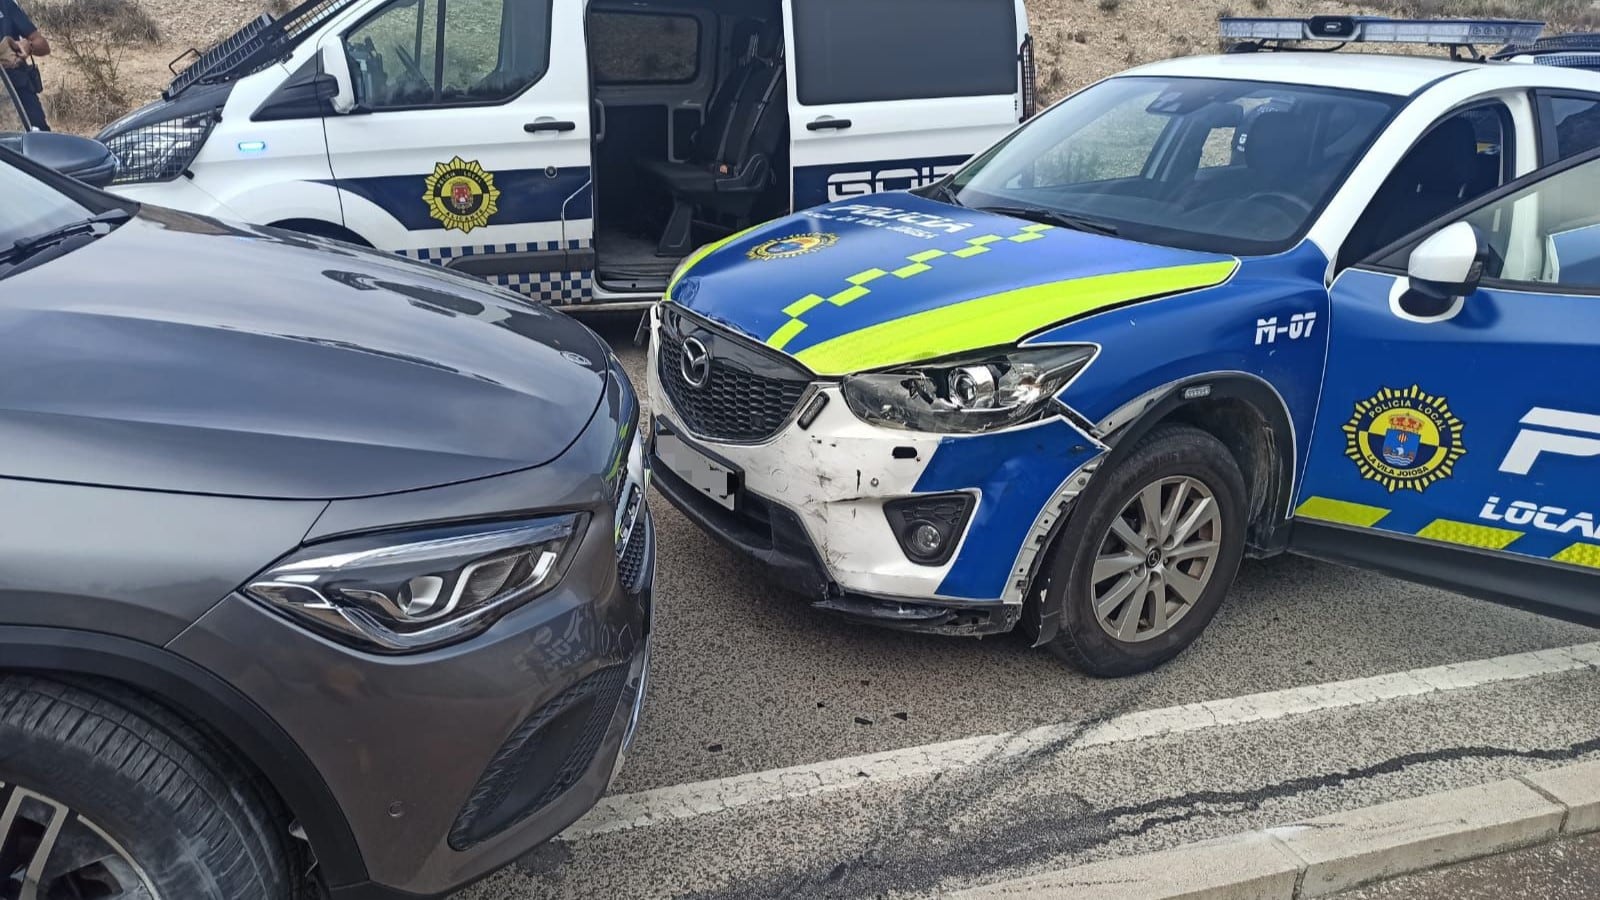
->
left=0, top=676, right=295, bottom=899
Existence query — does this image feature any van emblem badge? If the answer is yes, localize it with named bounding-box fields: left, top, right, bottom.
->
left=424, top=157, right=501, bottom=234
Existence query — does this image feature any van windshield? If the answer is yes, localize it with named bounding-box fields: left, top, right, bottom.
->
left=946, top=76, right=1402, bottom=256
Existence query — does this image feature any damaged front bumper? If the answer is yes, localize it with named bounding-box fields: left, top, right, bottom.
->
left=647, top=307, right=1108, bottom=638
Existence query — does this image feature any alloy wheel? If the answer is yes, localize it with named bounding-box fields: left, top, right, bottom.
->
left=1, top=782, right=160, bottom=900
left=1090, top=475, right=1223, bottom=644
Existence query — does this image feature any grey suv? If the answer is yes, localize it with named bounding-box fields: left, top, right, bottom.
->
left=0, top=145, right=653, bottom=899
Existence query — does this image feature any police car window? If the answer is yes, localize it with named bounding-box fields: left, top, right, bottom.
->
left=344, top=0, right=551, bottom=110
left=1343, top=104, right=1513, bottom=267
left=948, top=77, right=1399, bottom=256
left=1547, top=96, right=1600, bottom=163
left=792, top=0, right=1017, bottom=105
left=590, top=12, right=699, bottom=85
left=1456, top=156, right=1600, bottom=289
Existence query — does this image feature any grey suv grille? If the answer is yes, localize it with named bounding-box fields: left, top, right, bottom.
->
left=658, top=309, right=810, bottom=443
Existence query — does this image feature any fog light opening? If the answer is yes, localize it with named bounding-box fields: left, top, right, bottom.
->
left=885, top=494, right=976, bottom=567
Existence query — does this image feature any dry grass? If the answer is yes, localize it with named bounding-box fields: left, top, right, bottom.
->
left=32, top=0, right=1599, bottom=135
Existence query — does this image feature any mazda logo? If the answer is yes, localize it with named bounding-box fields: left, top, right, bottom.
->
left=680, top=337, right=712, bottom=389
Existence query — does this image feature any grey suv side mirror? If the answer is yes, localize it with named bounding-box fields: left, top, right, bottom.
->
left=1401, top=221, right=1488, bottom=318
left=3, top=131, right=119, bottom=188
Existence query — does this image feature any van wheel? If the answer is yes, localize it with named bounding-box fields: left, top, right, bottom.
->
left=1046, top=424, right=1247, bottom=677
left=0, top=675, right=296, bottom=899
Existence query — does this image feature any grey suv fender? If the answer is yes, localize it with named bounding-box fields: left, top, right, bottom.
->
left=0, top=625, right=369, bottom=892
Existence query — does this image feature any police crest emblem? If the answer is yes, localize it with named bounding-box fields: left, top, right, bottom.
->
left=424, top=157, right=501, bottom=233
left=1343, top=385, right=1466, bottom=492
left=748, top=233, right=838, bottom=261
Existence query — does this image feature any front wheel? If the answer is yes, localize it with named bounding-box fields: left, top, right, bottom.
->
left=0, top=675, right=297, bottom=899
left=1046, top=424, right=1248, bottom=677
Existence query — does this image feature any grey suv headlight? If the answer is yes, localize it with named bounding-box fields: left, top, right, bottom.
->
left=102, top=113, right=216, bottom=184
left=243, top=515, right=586, bottom=653
left=841, top=345, right=1097, bottom=434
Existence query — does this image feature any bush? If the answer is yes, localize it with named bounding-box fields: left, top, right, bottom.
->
left=30, top=0, right=160, bottom=129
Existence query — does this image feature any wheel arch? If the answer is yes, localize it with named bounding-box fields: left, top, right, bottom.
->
left=1094, top=373, right=1297, bottom=555
left=267, top=218, right=375, bottom=247
left=0, top=626, right=368, bottom=889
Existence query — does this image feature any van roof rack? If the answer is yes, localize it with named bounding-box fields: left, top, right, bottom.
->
left=165, top=0, right=358, bottom=99
left=1221, top=16, right=1545, bottom=60
left=1492, top=32, right=1600, bottom=70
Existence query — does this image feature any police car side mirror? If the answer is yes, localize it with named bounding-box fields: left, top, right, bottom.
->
left=1401, top=221, right=1487, bottom=318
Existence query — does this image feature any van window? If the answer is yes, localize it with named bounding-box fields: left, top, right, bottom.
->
left=344, top=0, right=552, bottom=110
left=591, top=12, right=699, bottom=85
left=792, top=0, right=1017, bottom=105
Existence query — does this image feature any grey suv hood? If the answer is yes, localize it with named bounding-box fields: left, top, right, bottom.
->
left=0, top=208, right=610, bottom=499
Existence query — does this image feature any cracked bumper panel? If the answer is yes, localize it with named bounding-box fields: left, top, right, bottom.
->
left=648, top=331, right=1106, bottom=609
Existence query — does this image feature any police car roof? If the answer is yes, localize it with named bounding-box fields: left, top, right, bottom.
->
left=1125, top=52, right=1480, bottom=96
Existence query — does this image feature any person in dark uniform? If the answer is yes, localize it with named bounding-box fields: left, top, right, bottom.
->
left=0, top=0, right=50, bottom=131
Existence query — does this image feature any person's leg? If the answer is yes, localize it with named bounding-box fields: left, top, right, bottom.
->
left=15, top=86, right=49, bottom=131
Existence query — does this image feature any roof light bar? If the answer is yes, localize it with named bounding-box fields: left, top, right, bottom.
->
left=1220, top=16, right=1545, bottom=47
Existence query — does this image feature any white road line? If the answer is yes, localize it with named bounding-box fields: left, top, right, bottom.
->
left=563, top=642, right=1600, bottom=840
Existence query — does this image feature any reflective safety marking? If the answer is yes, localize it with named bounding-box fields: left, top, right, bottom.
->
left=766, top=224, right=1056, bottom=352
left=668, top=224, right=762, bottom=294
left=1296, top=496, right=1390, bottom=528
left=1553, top=543, right=1600, bottom=569
left=792, top=260, right=1240, bottom=376
left=1009, top=224, right=1052, bottom=243
left=1416, top=519, right=1523, bottom=551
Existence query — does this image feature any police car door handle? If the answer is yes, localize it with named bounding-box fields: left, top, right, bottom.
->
left=525, top=120, right=577, bottom=134
left=806, top=117, right=852, bottom=132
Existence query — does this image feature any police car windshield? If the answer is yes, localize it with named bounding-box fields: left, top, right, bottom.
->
left=948, top=76, right=1402, bottom=256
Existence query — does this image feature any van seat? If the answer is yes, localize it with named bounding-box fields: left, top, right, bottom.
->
left=643, top=19, right=788, bottom=256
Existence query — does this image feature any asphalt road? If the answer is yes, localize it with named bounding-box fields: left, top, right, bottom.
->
left=455, top=317, right=1600, bottom=900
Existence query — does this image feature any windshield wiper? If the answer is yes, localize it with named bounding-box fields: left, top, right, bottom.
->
left=977, top=205, right=1119, bottom=237
left=0, top=209, right=132, bottom=266
left=927, top=179, right=963, bottom=207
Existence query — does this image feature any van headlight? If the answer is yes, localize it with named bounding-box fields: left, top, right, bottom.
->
left=101, top=113, right=216, bottom=184
left=841, top=345, right=1097, bottom=434
left=243, top=515, right=585, bottom=653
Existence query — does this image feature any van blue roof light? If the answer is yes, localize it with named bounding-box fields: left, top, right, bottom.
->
left=1220, top=16, right=1545, bottom=48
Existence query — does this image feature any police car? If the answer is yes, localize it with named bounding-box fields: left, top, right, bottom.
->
left=93, top=0, right=1032, bottom=308
left=649, top=17, right=1600, bottom=676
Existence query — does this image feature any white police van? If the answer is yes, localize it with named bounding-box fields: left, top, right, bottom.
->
left=97, top=0, right=1034, bottom=308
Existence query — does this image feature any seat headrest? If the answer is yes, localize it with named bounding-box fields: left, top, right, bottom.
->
left=756, top=20, right=784, bottom=59
left=1244, top=112, right=1313, bottom=181
left=730, top=19, right=762, bottom=62
left=1407, top=118, right=1481, bottom=191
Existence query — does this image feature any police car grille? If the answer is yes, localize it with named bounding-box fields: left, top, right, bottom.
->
left=659, top=335, right=809, bottom=443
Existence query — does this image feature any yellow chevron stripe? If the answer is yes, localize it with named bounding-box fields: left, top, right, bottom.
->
left=1295, top=497, right=1391, bottom=528
left=791, top=261, right=1239, bottom=376
left=1416, top=519, right=1522, bottom=550
left=1553, top=543, right=1600, bottom=569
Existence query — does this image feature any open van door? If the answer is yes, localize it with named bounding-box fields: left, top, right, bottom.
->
left=783, top=0, right=1029, bottom=210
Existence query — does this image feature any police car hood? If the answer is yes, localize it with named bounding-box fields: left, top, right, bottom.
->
left=0, top=208, right=610, bottom=500
left=669, top=193, right=1239, bottom=375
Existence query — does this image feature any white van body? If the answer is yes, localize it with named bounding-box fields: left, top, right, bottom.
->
left=101, top=0, right=1033, bottom=308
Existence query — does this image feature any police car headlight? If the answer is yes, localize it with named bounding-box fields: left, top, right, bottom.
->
left=841, top=345, right=1097, bottom=434
left=102, top=113, right=216, bottom=185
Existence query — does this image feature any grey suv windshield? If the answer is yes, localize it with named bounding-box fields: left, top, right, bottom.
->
left=1, top=157, right=94, bottom=248
left=947, top=77, right=1402, bottom=255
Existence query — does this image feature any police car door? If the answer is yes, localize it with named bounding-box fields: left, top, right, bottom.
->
left=1294, top=148, right=1600, bottom=622
left=784, top=0, right=1028, bottom=209
left=320, top=0, right=594, bottom=301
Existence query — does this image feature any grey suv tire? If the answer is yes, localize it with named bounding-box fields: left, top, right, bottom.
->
left=0, top=674, right=295, bottom=899
left=1046, top=424, right=1248, bottom=677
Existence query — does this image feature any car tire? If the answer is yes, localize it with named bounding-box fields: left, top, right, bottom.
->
left=0, top=674, right=297, bottom=899
left=1046, top=424, right=1248, bottom=677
